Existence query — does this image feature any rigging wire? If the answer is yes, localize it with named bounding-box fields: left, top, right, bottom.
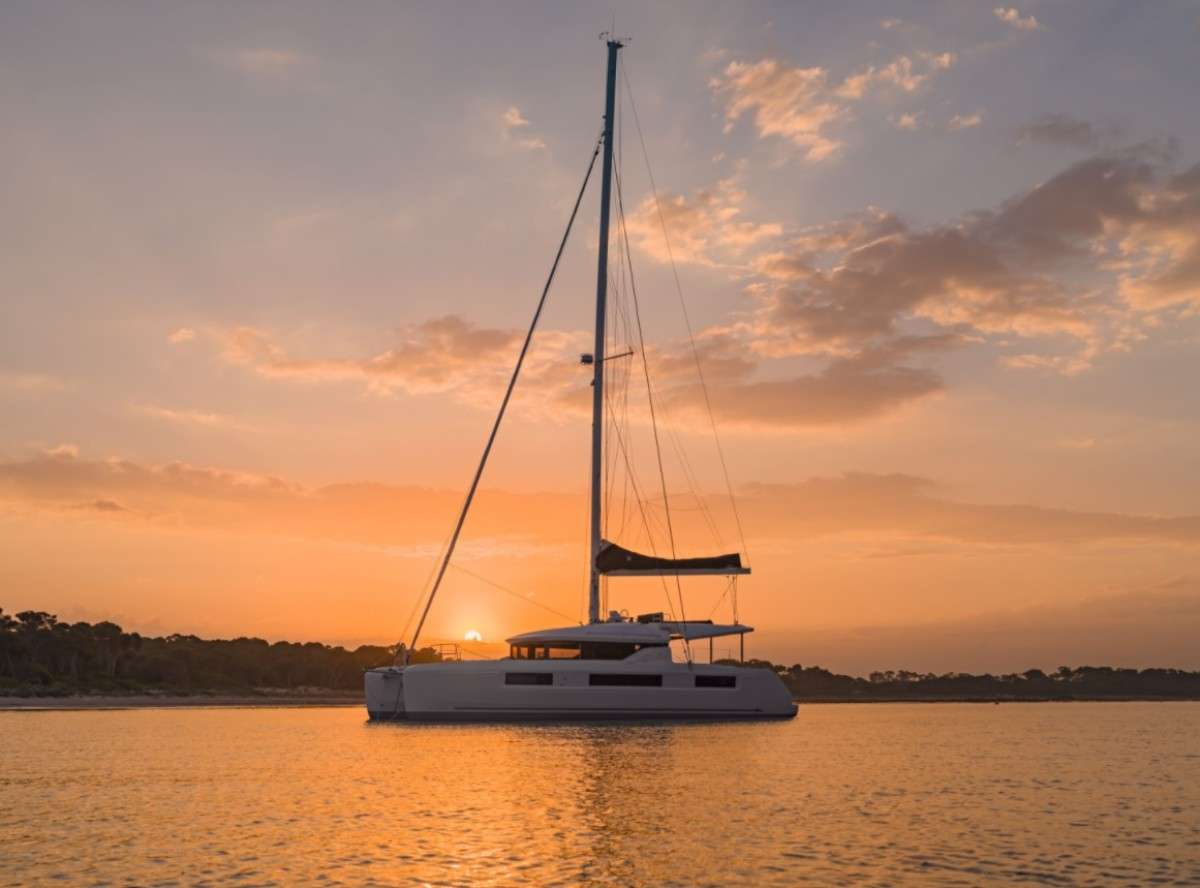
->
left=707, top=576, right=736, bottom=620
left=408, top=132, right=604, bottom=652
left=449, top=562, right=582, bottom=626
left=621, top=64, right=752, bottom=569
left=604, top=387, right=678, bottom=622
left=664, top=422, right=723, bottom=547
left=399, top=525, right=455, bottom=647
left=580, top=454, right=591, bottom=625
left=613, top=161, right=693, bottom=664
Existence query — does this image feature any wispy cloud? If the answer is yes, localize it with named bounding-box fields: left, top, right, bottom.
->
left=711, top=59, right=846, bottom=161
left=0, top=371, right=66, bottom=393
left=622, top=174, right=782, bottom=267
left=131, top=403, right=256, bottom=432
left=948, top=112, right=983, bottom=130
left=993, top=7, right=1041, bottom=31
left=1016, top=113, right=1106, bottom=149
left=711, top=51, right=957, bottom=161
left=207, top=47, right=311, bottom=79
left=500, top=105, right=546, bottom=151
left=835, top=55, right=937, bottom=99
left=6, top=448, right=1200, bottom=550
left=219, top=315, right=586, bottom=412
left=167, top=327, right=196, bottom=345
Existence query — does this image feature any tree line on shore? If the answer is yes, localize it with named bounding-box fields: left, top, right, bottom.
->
left=3, top=609, right=1199, bottom=699
left=732, top=660, right=1200, bottom=700
left=0, top=609, right=433, bottom=696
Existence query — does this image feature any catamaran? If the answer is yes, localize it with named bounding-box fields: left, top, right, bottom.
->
left=366, top=39, right=797, bottom=721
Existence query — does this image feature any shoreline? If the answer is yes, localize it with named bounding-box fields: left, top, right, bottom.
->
left=0, top=693, right=364, bottom=711
left=793, top=696, right=1200, bottom=704
left=4, top=694, right=1199, bottom=711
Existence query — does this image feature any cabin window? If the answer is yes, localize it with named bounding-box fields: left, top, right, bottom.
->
left=589, top=673, right=663, bottom=687
left=509, top=642, right=667, bottom=660
left=505, top=672, right=553, bottom=686
left=695, top=675, right=736, bottom=688
left=580, top=642, right=667, bottom=660
left=509, top=644, right=580, bottom=660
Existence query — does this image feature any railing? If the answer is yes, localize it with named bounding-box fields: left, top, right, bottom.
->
left=430, top=643, right=462, bottom=662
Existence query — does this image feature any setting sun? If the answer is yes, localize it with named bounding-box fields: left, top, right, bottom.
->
left=463, top=630, right=483, bottom=642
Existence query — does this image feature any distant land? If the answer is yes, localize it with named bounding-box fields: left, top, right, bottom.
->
left=3, top=609, right=1200, bottom=704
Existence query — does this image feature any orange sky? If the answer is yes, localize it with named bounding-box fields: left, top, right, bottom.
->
left=2, top=3, right=1199, bottom=673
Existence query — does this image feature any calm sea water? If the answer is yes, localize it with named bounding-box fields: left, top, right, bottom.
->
left=2, top=703, right=1198, bottom=886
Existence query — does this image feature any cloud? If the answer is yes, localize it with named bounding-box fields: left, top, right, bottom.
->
left=209, top=47, right=309, bottom=79
left=0, top=447, right=576, bottom=550
left=622, top=175, right=782, bottom=267
left=921, top=51, right=958, bottom=71
left=82, top=499, right=127, bottom=513
left=7, top=449, right=1200, bottom=554
left=948, top=112, right=983, bottom=130
left=500, top=105, right=546, bottom=151
left=167, top=327, right=196, bottom=344
left=1056, top=437, right=1096, bottom=450
left=502, top=107, right=529, bottom=129
left=213, top=152, right=1200, bottom=431
left=0, top=371, right=65, bottom=393
left=759, top=579, right=1200, bottom=674
left=742, top=472, right=1200, bottom=546
left=131, top=403, right=253, bottom=431
left=742, top=150, right=1200, bottom=372
left=216, top=296, right=944, bottom=429
left=993, top=7, right=1041, bottom=30
left=662, top=335, right=957, bottom=429
left=890, top=112, right=921, bottom=131
left=835, top=55, right=932, bottom=99
left=6, top=450, right=1200, bottom=668
left=711, top=60, right=846, bottom=161
left=711, top=52, right=957, bottom=160
left=1016, top=113, right=1102, bottom=149
left=220, top=315, right=586, bottom=408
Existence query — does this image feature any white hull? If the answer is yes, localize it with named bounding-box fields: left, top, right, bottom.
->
left=365, top=660, right=797, bottom=721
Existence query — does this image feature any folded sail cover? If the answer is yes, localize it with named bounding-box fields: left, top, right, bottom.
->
left=595, top=540, right=750, bottom=576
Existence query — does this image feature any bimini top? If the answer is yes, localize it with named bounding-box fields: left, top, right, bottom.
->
left=594, top=539, right=750, bottom=576
left=507, top=613, right=753, bottom=647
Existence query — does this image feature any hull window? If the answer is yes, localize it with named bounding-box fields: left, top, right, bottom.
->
left=695, top=675, right=736, bottom=688
left=505, top=672, right=554, bottom=686
left=589, top=673, right=663, bottom=687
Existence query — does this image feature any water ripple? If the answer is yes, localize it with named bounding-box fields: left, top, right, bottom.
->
left=1, top=703, right=1199, bottom=885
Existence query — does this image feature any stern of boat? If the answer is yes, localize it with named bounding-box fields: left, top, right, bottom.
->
left=365, top=666, right=406, bottom=720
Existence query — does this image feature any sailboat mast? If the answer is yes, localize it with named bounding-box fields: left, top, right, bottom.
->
left=589, top=39, right=622, bottom=624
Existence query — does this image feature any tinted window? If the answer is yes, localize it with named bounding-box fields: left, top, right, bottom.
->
left=695, top=675, right=736, bottom=688
left=589, top=673, right=663, bottom=687
left=510, top=645, right=579, bottom=659
left=505, top=672, right=553, bottom=686
left=579, top=642, right=668, bottom=660
left=580, top=642, right=635, bottom=660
